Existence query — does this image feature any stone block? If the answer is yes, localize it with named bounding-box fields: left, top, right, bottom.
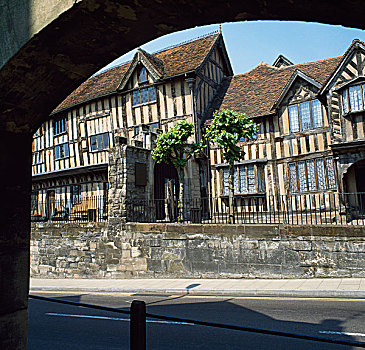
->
left=284, top=250, right=300, bottom=266
left=244, top=225, right=279, bottom=237
left=288, top=240, right=311, bottom=251
left=191, top=261, right=219, bottom=274
left=167, top=261, right=188, bottom=274
left=218, top=262, right=250, bottom=275
left=147, top=259, right=164, bottom=272
left=248, top=264, right=282, bottom=278
left=121, top=250, right=131, bottom=259
left=257, top=249, right=284, bottom=265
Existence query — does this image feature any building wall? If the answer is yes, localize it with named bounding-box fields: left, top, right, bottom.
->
left=31, top=222, right=365, bottom=279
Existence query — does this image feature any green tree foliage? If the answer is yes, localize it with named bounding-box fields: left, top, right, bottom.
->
left=152, top=120, right=204, bottom=221
left=205, top=109, right=259, bottom=223
left=205, top=108, right=259, bottom=167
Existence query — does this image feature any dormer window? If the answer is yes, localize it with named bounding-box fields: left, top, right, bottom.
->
left=288, top=99, right=323, bottom=133
left=341, top=84, right=365, bottom=114
left=138, top=67, right=147, bottom=84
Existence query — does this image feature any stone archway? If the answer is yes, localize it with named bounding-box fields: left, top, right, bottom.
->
left=4, top=0, right=365, bottom=348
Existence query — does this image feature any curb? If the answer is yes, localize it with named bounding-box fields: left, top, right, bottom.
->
left=29, top=286, right=365, bottom=298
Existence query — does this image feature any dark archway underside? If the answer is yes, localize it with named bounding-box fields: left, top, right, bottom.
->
left=2, top=0, right=365, bottom=133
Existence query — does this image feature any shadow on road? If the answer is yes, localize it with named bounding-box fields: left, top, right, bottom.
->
left=28, top=293, right=364, bottom=349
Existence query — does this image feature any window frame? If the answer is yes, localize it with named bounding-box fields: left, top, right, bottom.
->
left=32, top=151, right=43, bottom=165
left=341, top=83, right=365, bottom=115
left=138, top=67, right=148, bottom=84
left=55, top=143, right=70, bottom=160
left=288, top=99, right=324, bottom=133
left=71, top=185, right=81, bottom=205
left=222, top=164, right=265, bottom=195
left=54, top=117, right=68, bottom=136
left=132, top=86, right=157, bottom=107
left=288, top=156, right=336, bottom=193
left=89, top=132, right=110, bottom=152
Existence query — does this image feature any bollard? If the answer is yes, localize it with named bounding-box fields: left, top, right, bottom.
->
left=130, top=300, right=146, bottom=350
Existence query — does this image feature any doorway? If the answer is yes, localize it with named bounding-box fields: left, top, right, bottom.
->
left=46, top=190, right=55, bottom=220
left=154, top=163, right=179, bottom=220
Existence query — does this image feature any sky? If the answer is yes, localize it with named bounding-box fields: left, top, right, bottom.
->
left=98, top=21, right=365, bottom=76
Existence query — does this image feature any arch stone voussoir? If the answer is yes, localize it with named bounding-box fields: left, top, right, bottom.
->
left=2, top=0, right=365, bottom=348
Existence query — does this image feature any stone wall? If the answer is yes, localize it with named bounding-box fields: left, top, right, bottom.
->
left=108, top=144, right=151, bottom=222
left=31, top=222, right=365, bottom=279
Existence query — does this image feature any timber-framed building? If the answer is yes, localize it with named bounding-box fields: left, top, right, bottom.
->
left=31, top=33, right=365, bottom=222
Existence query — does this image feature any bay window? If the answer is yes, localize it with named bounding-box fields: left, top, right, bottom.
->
left=341, top=84, right=365, bottom=114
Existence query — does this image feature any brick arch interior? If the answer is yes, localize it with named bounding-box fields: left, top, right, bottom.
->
left=3, top=0, right=365, bottom=348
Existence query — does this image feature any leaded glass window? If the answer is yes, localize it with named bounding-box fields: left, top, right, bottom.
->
left=139, top=67, right=147, bottom=83
left=311, top=99, right=323, bottom=128
left=306, top=159, right=317, bottom=191
left=298, top=161, right=308, bottom=192
left=289, top=105, right=300, bottom=133
left=288, top=99, right=324, bottom=133
left=342, top=89, right=349, bottom=114
left=148, top=87, right=156, bottom=101
left=325, top=157, right=336, bottom=189
left=234, top=167, right=239, bottom=193
left=140, top=88, right=148, bottom=104
left=223, top=168, right=229, bottom=195
left=222, top=164, right=264, bottom=195
left=133, top=90, right=140, bottom=105
left=247, top=165, right=256, bottom=193
left=341, top=84, right=365, bottom=114
left=239, top=166, right=247, bottom=193
left=300, top=102, right=311, bottom=130
left=316, top=158, right=326, bottom=190
left=289, top=163, right=298, bottom=193
left=289, top=157, right=337, bottom=193
left=349, top=85, right=363, bottom=111
left=132, top=87, right=156, bottom=106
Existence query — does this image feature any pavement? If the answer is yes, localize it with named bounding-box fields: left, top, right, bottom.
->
left=30, top=277, right=365, bottom=298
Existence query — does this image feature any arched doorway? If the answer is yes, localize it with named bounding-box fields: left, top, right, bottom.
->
left=154, top=162, right=179, bottom=221
left=343, top=159, right=365, bottom=215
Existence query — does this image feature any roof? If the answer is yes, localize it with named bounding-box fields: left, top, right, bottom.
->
left=215, top=56, right=342, bottom=118
left=53, top=32, right=220, bottom=114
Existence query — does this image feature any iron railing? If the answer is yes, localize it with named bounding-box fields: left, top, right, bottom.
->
left=30, top=192, right=365, bottom=225
left=128, top=192, right=365, bottom=225
left=31, top=195, right=108, bottom=223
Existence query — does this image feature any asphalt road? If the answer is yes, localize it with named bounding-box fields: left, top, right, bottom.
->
left=28, top=292, right=365, bottom=349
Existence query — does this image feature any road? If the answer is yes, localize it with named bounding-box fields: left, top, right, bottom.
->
left=28, top=292, right=365, bottom=349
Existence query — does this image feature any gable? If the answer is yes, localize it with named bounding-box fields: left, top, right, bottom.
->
left=118, top=50, right=163, bottom=91
left=320, top=41, right=365, bottom=93
left=273, top=55, right=294, bottom=68
left=273, top=70, right=321, bottom=110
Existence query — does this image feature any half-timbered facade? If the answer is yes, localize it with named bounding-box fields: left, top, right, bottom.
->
left=31, top=32, right=233, bottom=220
left=32, top=33, right=365, bottom=222
left=207, top=39, right=365, bottom=220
